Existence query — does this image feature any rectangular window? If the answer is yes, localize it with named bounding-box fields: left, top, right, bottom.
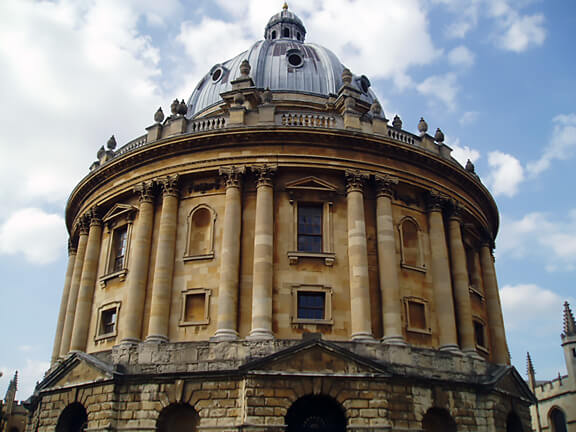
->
left=298, top=204, right=323, bottom=253
left=99, top=308, right=117, bottom=336
left=184, top=293, right=206, bottom=322
left=111, top=226, right=128, bottom=272
left=408, top=301, right=427, bottom=330
left=474, top=320, right=486, bottom=348
left=297, top=291, right=325, bottom=320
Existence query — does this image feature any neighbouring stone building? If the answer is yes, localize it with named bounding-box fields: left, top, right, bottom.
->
left=26, top=4, right=534, bottom=432
left=1, top=373, right=28, bottom=432
left=527, top=302, right=576, bottom=432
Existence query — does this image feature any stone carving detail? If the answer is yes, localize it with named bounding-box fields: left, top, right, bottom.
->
left=345, top=170, right=369, bottom=194
left=240, top=59, right=251, bottom=77
left=448, top=199, right=466, bottom=220
left=154, top=107, right=165, bottom=123
left=252, top=165, right=276, bottom=187
left=220, top=166, right=245, bottom=188
left=68, top=238, right=78, bottom=255
left=426, top=190, right=449, bottom=212
left=86, top=206, right=102, bottom=226
left=75, top=214, right=90, bottom=235
left=341, top=68, right=352, bottom=85
left=375, top=174, right=399, bottom=198
left=465, top=159, right=476, bottom=174
left=177, top=100, right=188, bottom=116
left=107, top=135, right=117, bottom=151
left=262, top=88, right=273, bottom=104
left=134, top=180, right=156, bottom=203
left=392, top=115, right=402, bottom=129
left=171, top=99, right=180, bottom=116
left=418, top=117, right=428, bottom=134
left=159, top=174, right=180, bottom=197
left=233, top=93, right=245, bottom=107
left=370, top=101, right=384, bottom=118
left=434, top=128, right=445, bottom=143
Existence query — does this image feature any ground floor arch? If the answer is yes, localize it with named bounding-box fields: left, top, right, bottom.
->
left=422, top=407, right=457, bottom=432
left=549, top=407, right=568, bottom=432
left=285, top=394, right=347, bottom=432
left=157, top=403, right=199, bottom=432
left=506, top=411, right=524, bottom=432
left=55, top=402, right=87, bottom=432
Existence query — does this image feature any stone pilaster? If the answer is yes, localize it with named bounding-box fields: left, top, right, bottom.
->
left=447, top=204, right=477, bottom=356
left=60, top=219, right=90, bottom=356
left=214, top=166, right=245, bottom=341
left=427, top=192, right=459, bottom=352
left=120, top=181, right=156, bottom=344
left=345, top=170, right=374, bottom=342
left=247, top=165, right=276, bottom=340
left=480, top=241, right=509, bottom=364
left=375, top=175, right=405, bottom=345
left=70, top=208, right=103, bottom=352
left=146, top=175, right=180, bottom=343
left=51, top=240, right=77, bottom=363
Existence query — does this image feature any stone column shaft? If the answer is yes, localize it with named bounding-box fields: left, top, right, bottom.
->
left=470, top=250, right=483, bottom=292
left=51, top=243, right=77, bottom=363
left=428, top=199, right=459, bottom=351
left=448, top=215, right=476, bottom=354
left=146, top=175, right=179, bottom=343
left=375, top=178, right=405, bottom=345
left=70, top=212, right=103, bottom=352
left=346, top=172, right=373, bottom=342
left=60, top=225, right=89, bottom=356
left=248, top=167, right=275, bottom=340
left=214, top=167, right=244, bottom=341
left=480, top=244, right=509, bottom=364
left=120, top=181, right=155, bottom=344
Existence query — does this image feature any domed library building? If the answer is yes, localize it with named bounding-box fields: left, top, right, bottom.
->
left=28, top=4, right=534, bottom=432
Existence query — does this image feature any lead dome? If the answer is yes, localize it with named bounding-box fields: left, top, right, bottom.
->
left=187, top=5, right=377, bottom=118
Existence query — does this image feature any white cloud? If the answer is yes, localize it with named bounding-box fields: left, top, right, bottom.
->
left=459, top=111, right=479, bottom=126
left=527, top=113, right=576, bottom=176
left=485, top=150, right=525, bottom=197
left=450, top=139, right=481, bottom=166
left=500, top=283, right=563, bottom=331
left=416, top=73, right=459, bottom=110
left=448, top=45, right=475, bottom=67
left=497, top=13, right=546, bottom=52
left=0, top=208, right=66, bottom=265
left=0, top=358, right=50, bottom=400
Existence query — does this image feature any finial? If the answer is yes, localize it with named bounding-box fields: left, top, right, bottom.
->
left=562, top=301, right=576, bottom=337
left=154, top=107, right=164, bottom=123
left=418, top=117, right=428, bottom=134
left=341, top=68, right=352, bottom=85
left=465, top=159, right=476, bottom=173
left=283, top=2, right=289, bottom=11
left=434, top=128, right=445, bottom=143
left=171, top=98, right=179, bottom=116
left=370, top=100, right=382, bottom=117
left=240, top=59, right=251, bottom=77
left=392, top=115, right=402, bottom=129
left=107, top=135, right=117, bottom=150
left=177, top=99, right=188, bottom=116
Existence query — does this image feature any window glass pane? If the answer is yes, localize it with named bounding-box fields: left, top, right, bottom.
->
left=297, top=292, right=325, bottom=320
left=112, top=226, right=128, bottom=272
left=100, top=308, right=117, bottom=335
left=298, top=236, right=322, bottom=253
left=298, top=204, right=322, bottom=252
left=474, top=321, right=486, bottom=347
left=402, top=220, right=419, bottom=266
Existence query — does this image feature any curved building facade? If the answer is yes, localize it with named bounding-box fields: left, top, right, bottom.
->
left=28, top=5, right=534, bottom=432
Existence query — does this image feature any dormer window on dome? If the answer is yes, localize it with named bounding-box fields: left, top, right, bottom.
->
left=265, top=3, right=306, bottom=42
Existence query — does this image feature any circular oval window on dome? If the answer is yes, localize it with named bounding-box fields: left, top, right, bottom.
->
left=359, top=75, right=371, bottom=93
left=286, top=49, right=304, bottom=68
left=210, top=65, right=225, bottom=83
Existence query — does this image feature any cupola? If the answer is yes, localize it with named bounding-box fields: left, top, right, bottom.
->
left=264, top=3, right=307, bottom=42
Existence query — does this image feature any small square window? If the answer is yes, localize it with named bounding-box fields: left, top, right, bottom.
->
left=404, top=297, right=430, bottom=334
left=95, top=302, right=121, bottom=340
left=180, top=289, right=211, bottom=326
left=298, top=292, right=325, bottom=320
left=298, top=204, right=323, bottom=253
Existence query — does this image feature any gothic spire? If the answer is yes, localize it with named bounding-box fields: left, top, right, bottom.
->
left=526, top=352, right=536, bottom=390
left=562, top=301, right=576, bottom=338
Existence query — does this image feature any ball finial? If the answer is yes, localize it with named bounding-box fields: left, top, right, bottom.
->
left=283, top=2, right=288, bottom=11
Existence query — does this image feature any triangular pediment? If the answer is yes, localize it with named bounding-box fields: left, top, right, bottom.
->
left=37, top=352, right=118, bottom=391
left=488, top=366, right=536, bottom=403
left=285, top=177, right=338, bottom=192
left=240, top=339, right=390, bottom=377
left=102, top=203, right=138, bottom=223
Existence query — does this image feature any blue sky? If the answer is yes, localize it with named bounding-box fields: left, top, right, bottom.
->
left=1, top=0, right=575, bottom=398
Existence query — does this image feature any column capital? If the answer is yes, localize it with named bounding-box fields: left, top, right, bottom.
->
left=86, top=206, right=102, bottom=227
left=426, top=190, right=449, bottom=212
left=134, top=180, right=156, bottom=203
left=448, top=200, right=466, bottom=221
left=159, top=174, right=180, bottom=197
left=219, top=165, right=245, bottom=189
left=252, top=164, right=277, bottom=188
left=375, top=174, right=399, bottom=198
left=480, top=228, right=496, bottom=250
left=345, top=169, right=369, bottom=194
left=67, top=238, right=78, bottom=256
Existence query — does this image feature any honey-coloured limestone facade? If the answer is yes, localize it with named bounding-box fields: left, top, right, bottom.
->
left=27, top=5, right=534, bottom=432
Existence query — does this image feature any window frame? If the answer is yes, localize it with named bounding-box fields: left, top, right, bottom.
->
left=95, top=301, right=121, bottom=341
left=179, top=288, right=211, bottom=326
left=403, top=296, right=431, bottom=334
left=184, top=204, right=217, bottom=262
left=291, top=284, right=333, bottom=325
left=473, top=316, right=489, bottom=353
left=398, top=217, right=426, bottom=272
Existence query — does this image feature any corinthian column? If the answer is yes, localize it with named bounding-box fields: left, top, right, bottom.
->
left=70, top=208, right=103, bottom=352
left=480, top=241, right=509, bottom=364
left=427, top=192, right=459, bottom=352
left=375, top=175, right=405, bottom=345
left=247, top=165, right=276, bottom=340
left=447, top=204, right=477, bottom=356
left=120, top=181, right=155, bottom=344
left=146, top=175, right=180, bottom=343
left=214, top=166, right=244, bottom=341
left=346, top=170, right=374, bottom=342
left=60, top=219, right=89, bottom=356
left=51, top=240, right=77, bottom=363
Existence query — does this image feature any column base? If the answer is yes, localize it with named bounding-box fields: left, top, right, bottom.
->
left=145, top=335, right=168, bottom=344
left=439, top=344, right=463, bottom=355
left=381, top=336, right=408, bottom=346
left=211, top=329, right=239, bottom=341
left=351, top=332, right=377, bottom=343
left=246, top=328, right=274, bottom=341
left=463, top=348, right=484, bottom=360
left=119, top=337, right=141, bottom=345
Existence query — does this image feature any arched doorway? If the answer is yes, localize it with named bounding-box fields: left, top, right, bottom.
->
left=506, top=411, right=524, bottom=432
left=157, top=403, right=199, bottom=432
left=285, top=394, right=346, bottom=432
left=422, top=407, right=457, bottom=432
left=549, top=408, right=568, bottom=432
left=55, top=402, right=87, bottom=432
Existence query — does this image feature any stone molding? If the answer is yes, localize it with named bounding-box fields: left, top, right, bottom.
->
left=219, top=165, right=246, bottom=189
left=374, top=174, right=399, bottom=198
left=134, top=180, right=156, bottom=203
left=345, top=170, right=369, bottom=194
left=159, top=174, right=180, bottom=197
left=252, top=165, right=277, bottom=188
